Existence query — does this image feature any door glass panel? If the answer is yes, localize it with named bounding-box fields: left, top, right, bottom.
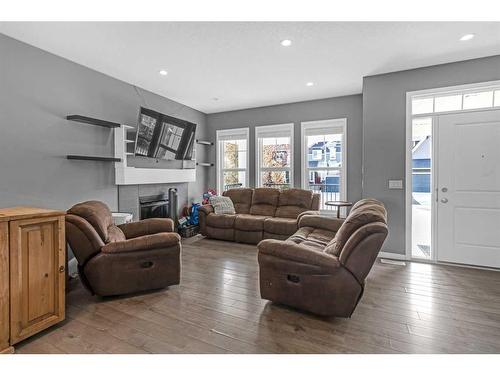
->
left=434, top=94, right=462, bottom=112
left=411, top=117, right=432, bottom=259
left=463, top=91, right=494, bottom=109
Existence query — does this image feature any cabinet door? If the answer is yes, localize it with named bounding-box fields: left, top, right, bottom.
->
left=9, top=216, right=65, bottom=344
left=0, top=222, right=10, bottom=352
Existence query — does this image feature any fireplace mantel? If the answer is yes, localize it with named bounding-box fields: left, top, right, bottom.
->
left=114, top=125, right=196, bottom=185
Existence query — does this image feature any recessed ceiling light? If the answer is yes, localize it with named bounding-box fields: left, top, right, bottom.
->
left=460, top=34, right=475, bottom=41
left=159, top=70, right=168, bottom=76
left=280, top=39, right=292, bottom=47
left=306, top=82, right=314, bottom=87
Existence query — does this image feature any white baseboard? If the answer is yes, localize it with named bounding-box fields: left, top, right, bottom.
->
left=378, top=251, right=407, bottom=260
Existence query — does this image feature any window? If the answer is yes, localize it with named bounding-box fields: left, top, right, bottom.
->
left=301, top=119, right=347, bottom=211
left=216, top=128, right=249, bottom=193
left=411, top=84, right=500, bottom=115
left=463, top=91, right=494, bottom=109
left=410, top=117, right=432, bottom=260
left=255, top=124, right=294, bottom=190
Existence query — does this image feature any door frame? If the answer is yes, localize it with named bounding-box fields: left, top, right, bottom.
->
left=405, top=80, right=500, bottom=263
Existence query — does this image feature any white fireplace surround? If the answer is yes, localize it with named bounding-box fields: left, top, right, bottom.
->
left=114, top=125, right=196, bottom=185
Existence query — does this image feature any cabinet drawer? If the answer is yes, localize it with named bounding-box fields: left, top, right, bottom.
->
left=9, top=215, right=65, bottom=344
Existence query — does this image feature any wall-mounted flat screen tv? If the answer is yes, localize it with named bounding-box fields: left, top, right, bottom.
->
left=134, top=107, right=196, bottom=160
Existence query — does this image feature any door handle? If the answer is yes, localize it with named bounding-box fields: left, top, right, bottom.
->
left=441, top=198, right=448, bottom=203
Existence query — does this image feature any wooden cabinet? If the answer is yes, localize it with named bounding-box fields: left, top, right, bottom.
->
left=0, top=207, right=65, bottom=354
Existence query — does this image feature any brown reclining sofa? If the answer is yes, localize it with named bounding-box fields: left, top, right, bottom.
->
left=258, top=198, right=388, bottom=317
left=199, top=188, right=320, bottom=244
left=65, top=200, right=181, bottom=297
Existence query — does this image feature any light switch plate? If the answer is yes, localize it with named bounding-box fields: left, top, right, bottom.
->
left=388, top=179, right=403, bottom=189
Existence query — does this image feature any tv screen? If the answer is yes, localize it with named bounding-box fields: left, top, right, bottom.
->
left=135, top=107, right=196, bottom=160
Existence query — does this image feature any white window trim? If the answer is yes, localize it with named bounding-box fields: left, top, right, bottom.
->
left=216, top=127, right=249, bottom=194
left=255, top=123, right=294, bottom=188
left=411, top=80, right=500, bottom=117
left=300, top=118, right=347, bottom=205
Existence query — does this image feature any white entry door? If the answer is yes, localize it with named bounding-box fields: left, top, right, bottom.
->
left=437, top=109, right=500, bottom=268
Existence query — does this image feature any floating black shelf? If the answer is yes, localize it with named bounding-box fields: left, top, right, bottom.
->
left=67, top=155, right=121, bottom=162
left=196, top=140, right=214, bottom=146
left=66, top=115, right=121, bottom=128
left=196, top=162, right=214, bottom=167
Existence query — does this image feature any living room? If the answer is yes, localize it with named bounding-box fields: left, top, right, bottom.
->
left=1, top=1, right=500, bottom=373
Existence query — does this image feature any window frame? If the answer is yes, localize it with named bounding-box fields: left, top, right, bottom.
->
left=411, top=82, right=500, bottom=117
left=255, top=123, right=294, bottom=189
left=300, top=118, right=348, bottom=208
left=216, top=127, right=250, bottom=194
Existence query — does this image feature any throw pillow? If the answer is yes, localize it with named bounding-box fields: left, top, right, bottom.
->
left=209, top=195, right=236, bottom=215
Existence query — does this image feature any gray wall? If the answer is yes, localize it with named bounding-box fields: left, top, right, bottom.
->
left=0, top=33, right=208, bottom=212
left=206, top=95, right=363, bottom=201
left=363, top=54, right=500, bottom=255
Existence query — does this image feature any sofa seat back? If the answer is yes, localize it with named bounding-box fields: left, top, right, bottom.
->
left=222, top=188, right=253, bottom=214
left=275, top=188, right=314, bottom=219
left=249, top=188, right=280, bottom=216
left=323, top=198, right=388, bottom=283
left=200, top=187, right=320, bottom=244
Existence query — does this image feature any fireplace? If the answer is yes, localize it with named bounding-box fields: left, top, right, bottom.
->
left=118, top=184, right=184, bottom=223
left=139, top=194, right=169, bottom=220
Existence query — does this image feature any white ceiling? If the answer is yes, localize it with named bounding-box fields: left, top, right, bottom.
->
left=1, top=22, right=500, bottom=113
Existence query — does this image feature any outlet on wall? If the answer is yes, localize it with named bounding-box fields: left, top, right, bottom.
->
left=388, top=179, right=403, bottom=189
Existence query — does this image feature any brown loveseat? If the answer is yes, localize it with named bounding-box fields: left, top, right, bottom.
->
left=199, top=188, right=320, bottom=244
left=65, top=200, right=181, bottom=297
left=258, top=198, right=388, bottom=317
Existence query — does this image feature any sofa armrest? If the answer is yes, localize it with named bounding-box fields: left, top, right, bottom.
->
left=198, top=205, right=214, bottom=236
left=297, top=210, right=320, bottom=221
left=298, top=215, right=344, bottom=233
left=257, top=239, right=340, bottom=270
left=101, top=232, right=180, bottom=254
left=118, top=218, right=174, bottom=239
left=198, top=205, right=214, bottom=215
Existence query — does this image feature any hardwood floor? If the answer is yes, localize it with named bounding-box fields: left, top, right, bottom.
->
left=15, top=236, right=500, bottom=354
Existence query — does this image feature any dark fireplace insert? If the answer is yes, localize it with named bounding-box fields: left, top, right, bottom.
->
left=139, top=194, right=169, bottom=220
left=139, top=188, right=178, bottom=223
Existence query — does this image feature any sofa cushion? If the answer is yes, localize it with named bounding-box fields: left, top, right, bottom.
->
left=275, top=189, right=313, bottom=219
left=234, top=214, right=269, bottom=231
left=223, top=188, right=253, bottom=214
left=289, top=227, right=335, bottom=247
left=67, top=200, right=113, bottom=242
left=206, top=213, right=236, bottom=229
left=264, top=217, right=298, bottom=236
left=249, top=188, right=279, bottom=216
left=325, top=199, right=387, bottom=256
left=209, top=195, right=236, bottom=215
